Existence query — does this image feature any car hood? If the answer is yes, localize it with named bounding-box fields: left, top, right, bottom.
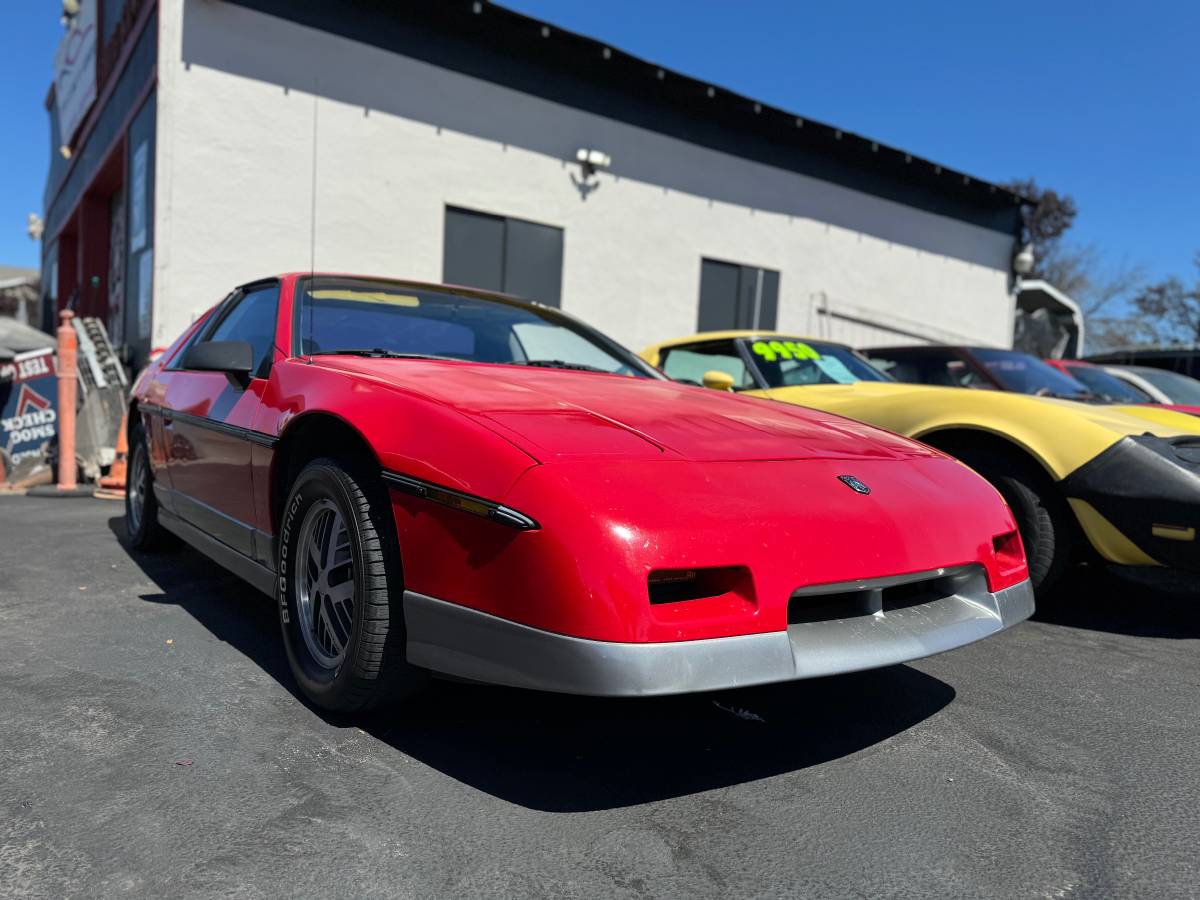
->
left=1108, top=404, right=1200, bottom=429
left=754, top=380, right=1200, bottom=479
left=315, top=357, right=940, bottom=463
left=759, top=381, right=1200, bottom=436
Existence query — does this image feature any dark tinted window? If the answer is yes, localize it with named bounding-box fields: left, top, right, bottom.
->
left=1064, top=364, right=1150, bottom=403
left=865, top=349, right=994, bottom=389
left=971, top=348, right=1089, bottom=399
left=205, top=285, right=279, bottom=378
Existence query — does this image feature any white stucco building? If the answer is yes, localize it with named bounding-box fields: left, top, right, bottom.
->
left=43, top=0, right=1027, bottom=367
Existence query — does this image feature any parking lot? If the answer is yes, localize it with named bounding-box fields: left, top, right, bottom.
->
left=0, top=493, right=1197, bottom=899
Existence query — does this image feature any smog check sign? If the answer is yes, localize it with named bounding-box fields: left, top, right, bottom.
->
left=1, top=350, right=58, bottom=466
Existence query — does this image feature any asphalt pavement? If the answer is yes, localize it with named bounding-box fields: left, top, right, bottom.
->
left=1, top=493, right=1198, bottom=899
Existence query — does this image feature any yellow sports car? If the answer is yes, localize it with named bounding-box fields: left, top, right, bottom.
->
left=641, top=331, right=1200, bottom=592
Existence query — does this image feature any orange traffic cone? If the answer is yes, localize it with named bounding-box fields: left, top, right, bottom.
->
left=97, top=410, right=129, bottom=496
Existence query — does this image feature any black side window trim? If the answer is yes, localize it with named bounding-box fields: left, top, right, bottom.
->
left=165, top=291, right=239, bottom=372
left=171, top=280, right=281, bottom=379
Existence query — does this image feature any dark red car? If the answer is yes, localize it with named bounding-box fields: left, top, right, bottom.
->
left=127, top=274, right=1032, bottom=711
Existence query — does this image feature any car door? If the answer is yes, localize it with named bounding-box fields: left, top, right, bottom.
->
left=158, top=282, right=280, bottom=558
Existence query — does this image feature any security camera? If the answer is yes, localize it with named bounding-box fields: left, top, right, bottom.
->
left=1013, top=244, right=1035, bottom=276
left=576, top=148, right=612, bottom=169
left=575, top=148, right=612, bottom=178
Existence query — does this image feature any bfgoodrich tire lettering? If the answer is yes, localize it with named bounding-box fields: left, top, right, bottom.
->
left=278, top=458, right=424, bottom=712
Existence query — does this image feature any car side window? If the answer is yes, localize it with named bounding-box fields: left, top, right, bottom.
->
left=945, top=359, right=994, bottom=389
left=201, top=285, right=280, bottom=379
left=870, top=351, right=991, bottom=389
left=661, top=342, right=754, bottom=388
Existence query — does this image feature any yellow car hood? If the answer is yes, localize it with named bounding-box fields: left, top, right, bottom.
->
left=753, top=381, right=1200, bottom=480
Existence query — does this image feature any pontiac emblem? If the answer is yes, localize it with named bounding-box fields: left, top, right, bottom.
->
left=837, top=475, right=871, bottom=495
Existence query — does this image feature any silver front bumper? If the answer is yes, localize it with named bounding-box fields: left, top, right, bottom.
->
left=403, top=569, right=1035, bottom=697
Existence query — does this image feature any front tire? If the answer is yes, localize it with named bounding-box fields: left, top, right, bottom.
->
left=959, top=452, right=1073, bottom=595
left=277, top=458, right=424, bottom=712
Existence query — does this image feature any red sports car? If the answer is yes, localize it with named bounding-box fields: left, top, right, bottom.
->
left=128, top=274, right=1033, bottom=712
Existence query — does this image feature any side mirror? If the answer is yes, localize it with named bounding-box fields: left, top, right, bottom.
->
left=183, top=340, right=254, bottom=389
left=701, top=370, right=736, bottom=392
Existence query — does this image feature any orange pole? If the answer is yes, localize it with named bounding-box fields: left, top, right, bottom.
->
left=56, top=310, right=78, bottom=491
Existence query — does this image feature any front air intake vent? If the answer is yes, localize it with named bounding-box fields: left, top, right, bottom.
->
left=648, top=566, right=748, bottom=605
left=788, top=566, right=981, bottom=625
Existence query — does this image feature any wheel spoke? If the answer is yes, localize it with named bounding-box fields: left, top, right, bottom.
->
left=318, top=599, right=345, bottom=655
left=308, top=530, right=324, bottom=574
left=293, top=499, right=357, bottom=670
left=326, top=578, right=354, bottom=608
left=321, top=511, right=342, bottom=571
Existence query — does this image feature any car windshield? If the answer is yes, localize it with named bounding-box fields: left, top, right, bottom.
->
left=741, top=337, right=892, bottom=387
left=1126, top=366, right=1200, bottom=404
left=1063, top=363, right=1151, bottom=403
left=970, top=348, right=1091, bottom=399
left=294, top=277, right=657, bottom=378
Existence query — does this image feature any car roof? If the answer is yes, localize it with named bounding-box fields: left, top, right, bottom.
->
left=1119, top=364, right=1180, bottom=375
left=866, top=344, right=971, bottom=353
left=647, top=330, right=856, bottom=352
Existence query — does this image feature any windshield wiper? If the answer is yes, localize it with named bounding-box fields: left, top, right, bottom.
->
left=513, top=359, right=609, bottom=372
left=1033, top=387, right=1096, bottom=402
left=318, top=348, right=460, bottom=361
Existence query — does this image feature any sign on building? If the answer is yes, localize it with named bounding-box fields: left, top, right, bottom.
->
left=53, top=0, right=98, bottom=143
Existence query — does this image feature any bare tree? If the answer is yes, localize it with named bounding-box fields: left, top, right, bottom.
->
left=1128, top=253, right=1200, bottom=347
left=1006, top=178, right=1148, bottom=350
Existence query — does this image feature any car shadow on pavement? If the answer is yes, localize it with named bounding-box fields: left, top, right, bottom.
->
left=1034, top=563, right=1200, bottom=639
left=110, top=517, right=956, bottom=812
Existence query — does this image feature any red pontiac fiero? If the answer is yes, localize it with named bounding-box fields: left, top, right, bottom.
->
left=127, top=274, right=1033, bottom=711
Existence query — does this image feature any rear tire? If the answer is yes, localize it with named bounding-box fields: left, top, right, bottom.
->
left=277, top=458, right=425, bottom=712
left=125, top=423, right=173, bottom=551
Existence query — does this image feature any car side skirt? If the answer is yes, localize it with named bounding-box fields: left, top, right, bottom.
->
left=403, top=574, right=1035, bottom=697
left=159, top=508, right=277, bottom=597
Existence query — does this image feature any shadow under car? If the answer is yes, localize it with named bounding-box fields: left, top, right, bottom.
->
left=111, top=516, right=957, bottom=811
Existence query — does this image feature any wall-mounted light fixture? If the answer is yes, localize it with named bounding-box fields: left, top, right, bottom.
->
left=575, top=148, right=612, bottom=179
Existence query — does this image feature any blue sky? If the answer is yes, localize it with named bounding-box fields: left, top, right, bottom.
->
left=4, top=1, right=1197, bottom=289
